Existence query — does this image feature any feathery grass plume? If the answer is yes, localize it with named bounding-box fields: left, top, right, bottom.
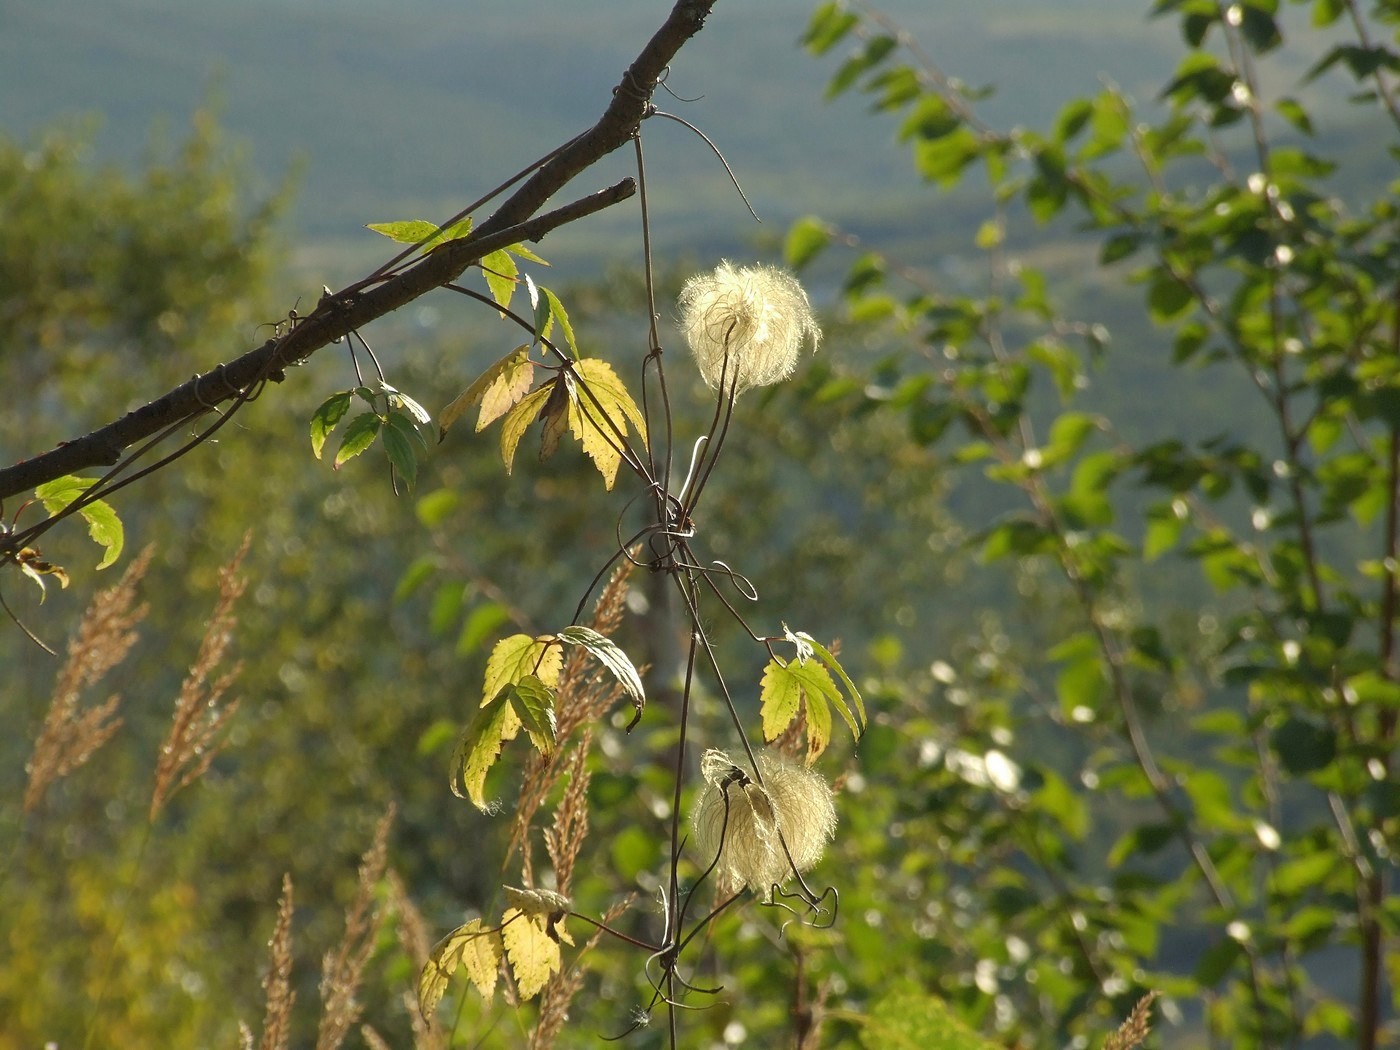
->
left=692, top=749, right=837, bottom=896
left=149, top=533, right=250, bottom=820
left=1104, top=991, right=1159, bottom=1050
left=678, top=260, right=820, bottom=395
left=542, top=740, right=591, bottom=896
left=24, top=546, right=152, bottom=812
left=257, top=874, right=296, bottom=1050
left=385, top=871, right=448, bottom=1050
left=316, top=804, right=395, bottom=1050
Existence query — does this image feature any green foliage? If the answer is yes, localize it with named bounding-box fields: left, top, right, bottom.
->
left=33, top=475, right=124, bottom=571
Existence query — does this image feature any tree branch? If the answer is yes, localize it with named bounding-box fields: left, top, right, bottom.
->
left=0, top=0, right=719, bottom=505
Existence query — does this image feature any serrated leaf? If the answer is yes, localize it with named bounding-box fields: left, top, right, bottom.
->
left=477, top=347, right=536, bottom=432
left=508, top=675, right=558, bottom=756
left=449, top=689, right=515, bottom=810
left=392, top=389, right=432, bottom=426
left=568, top=358, right=647, bottom=490
left=382, top=413, right=419, bottom=489
left=439, top=345, right=533, bottom=439
left=484, top=634, right=564, bottom=700
left=333, top=412, right=382, bottom=468
left=760, top=658, right=842, bottom=761
left=310, top=390, right=354, bottom=459
left=367, top=219, right=443, bottom=245
left=503, top=886, right=571, bottom=918
left=558, top=624, right=645, bottom=727
left=501, top=908, right=561, bottom=1000
left=481, top=249, right=519, bottom=310
left=419, top=917, right=503, bottom=1018
left=542, top=288, right=577, bottom=356
left=796, top=633, right=867, bottom=735
left=506, top=242, right=548, bottom=264
left=34, top=476, right=124, bottom=569
left=500, top=384, right=554, bottom=474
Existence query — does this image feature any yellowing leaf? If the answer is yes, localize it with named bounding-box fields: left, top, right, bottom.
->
left=484, top=634, right=563, bottom=700
left=567, top=359, right=648, bottom=490
left=481, top=249, right=519, bottom=310
left=501, top=908, right=561, bottom=1000
left=450, top=690, right=514, bottom=810
left=418, top=918, right=503, bottom=1019
left=796, top=633, right=867, bottom=736
left=538, top=375, right=571, bottom=461
left=503, top=886, right=571, bottom=918
left=507, top=675, right=558, bottom=756
left=438, top=345, right=533, bottom=439
left=760, top=658, right=842, bottom=763
left=499, top=383, right=553, bottom=474
left=476, top=348, right=536, bottom=432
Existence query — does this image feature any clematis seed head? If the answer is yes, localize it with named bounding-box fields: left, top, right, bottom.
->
left=692, top=748, right=837, bottom=896
left=677, top=261, right=821, bottom=396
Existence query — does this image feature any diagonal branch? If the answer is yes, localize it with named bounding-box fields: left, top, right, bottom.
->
left=0, top=0, right=719, bottom=506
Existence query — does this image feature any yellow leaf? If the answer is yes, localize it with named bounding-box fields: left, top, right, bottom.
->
left=418, top=918, right=504, bottom=1019
left=476, top=347, right=536, bottom=432
left=504, top=885, right=571, bottom=918
left=450, top=691, right=514, bottom=810
left=438, top=345, right=531, bottom=438
left=483, top=635, right=563, bottom=701
left=566, top=359, right=647, bottom=491
left=501, top=908, right=561, bottom=1000
left=499, top=384, right=553, bottom=474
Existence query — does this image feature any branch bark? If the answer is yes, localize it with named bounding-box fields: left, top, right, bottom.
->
left=0, top=0, right=719, bottom=506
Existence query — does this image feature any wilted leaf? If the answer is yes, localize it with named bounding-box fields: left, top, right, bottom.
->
left=538, top=375, right=571, bottom=461
left=501, top=908, right=561, bottom=1000
left=558, top=624, right=645, bottom=727
left=310, top=390, right=354, bottom=459
left=16, top=547, right=69, bottom=599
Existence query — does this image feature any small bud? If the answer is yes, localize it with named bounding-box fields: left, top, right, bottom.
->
left=692, top=748, right=837, bottom=896
left=677, top=261, right=821, bottom=396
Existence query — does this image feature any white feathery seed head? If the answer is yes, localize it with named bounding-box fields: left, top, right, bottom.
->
left=692, top=748, right=837, bottom=897
left=677, top=261, right=821, bottom=396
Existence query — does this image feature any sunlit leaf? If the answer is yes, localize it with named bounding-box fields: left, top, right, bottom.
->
left=541, top=287, right=578, bottom=356
left=439, top=345, right=533, bottom=439
left=501, top=907, right=561, bottom=1000
left=366, top=216, right=472, bottom=251
left=558, top=624, right=646, bottom=727
left=567, top=358, right=648, bottom=490
left=508, top=675, right=557, bottom=756
left=476, top=347, right=536, bottom=432
left=16, top=547, right=69, bottom=599
left=507, top=242, right=548, bottom=265
left=760, top=657, right=841, bottom=762
left=35, top=475, right=124, bottom=569
left=449, top=688, right=514, bottom=810
left=333, top=412, right=382, bottom=469
left=795, top=632, right=867, bottom=735
left=418, top=917, right=503, bottom=1019
left=500, top=384, right=554, bottom=474
left=484, top=633, right=564, bottom=702
left=480, top=249, right=519, bottom=310
left=310, top=390, right=354, bottom=459
left=858, top=989, right=1000, bottom=1050
left=503, top=886, right=571, bottom=919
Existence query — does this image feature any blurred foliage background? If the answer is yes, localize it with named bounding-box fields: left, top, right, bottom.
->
left=2, top=0, right=1398, bottom=1048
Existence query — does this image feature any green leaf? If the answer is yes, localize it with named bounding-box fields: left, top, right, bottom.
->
left=508, top=674, right=557, bottom=756
left=795, top=632, right=867, bottom=735
left=333, top=412, right=382, bottom=468
left=382, top=411, right=420, bottom=489
left=439, top=345, right=535, bottom=439
left=558, top=624, right=645, bottom=728
left=785, top=216, right=833, bottom=269
left=803, top=1, right=860, bottom=55
left=760, top=657, right=842, bottom=762
left=1271, top=716, right=1337, bottom=775
left=480, top=249, right=519, bottom=310
left=539, top=287, right=578, bottom=356
left=34, top=476, right=124, bottom=570
left=856, top=990, right=1000, bottom=1050
left=484, top=634, right=564, bottom=699
left=310, top=390, right=354, bottom=459
left=449, top=688, right=515, bottom=810
left=366, top=219, right=444, bottom=245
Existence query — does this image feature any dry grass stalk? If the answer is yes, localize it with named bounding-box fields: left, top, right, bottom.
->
left=358, top=1027, right=393, bottom=1050
left=257, top=873, right=296, bottom=1050
left=528, top=896, right=633, bottom=1050
left=24, top=546, right=152, bottom=812
left=543, top=738, right=591, bottom=897
left=1104, top=991, right=1159, bottom=1050
left=386, top=870, right=447, bottom=1050
left=508, top=559, right=634, bottom=866
left=149, top=533, right=251, bottom=820
left=315, top=803, right=396, bottom=1050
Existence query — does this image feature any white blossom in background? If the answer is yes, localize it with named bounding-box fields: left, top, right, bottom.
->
left=677, top=261, right=821, bottom=395
left=692, top=748, right=837, bottom=896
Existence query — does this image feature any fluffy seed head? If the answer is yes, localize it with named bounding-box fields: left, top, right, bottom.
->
left=692, top=748, right=837, bottom=896
left=677, top=261, right=820, bottom=395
